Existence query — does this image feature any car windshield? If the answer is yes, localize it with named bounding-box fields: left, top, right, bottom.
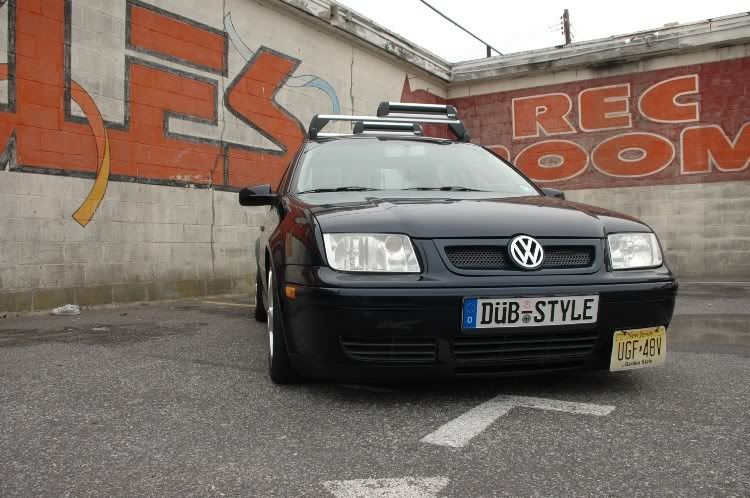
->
left=293, top=139, right=539, bottom=197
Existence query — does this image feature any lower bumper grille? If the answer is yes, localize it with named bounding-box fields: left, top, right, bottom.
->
left=452, top=330, right=599, bottom=362
left=455, top=360, right=585, bottom=375
left=340, top=337, right=437, bottom=363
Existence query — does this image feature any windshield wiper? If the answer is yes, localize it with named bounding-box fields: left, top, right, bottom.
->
left=402, top=186, right=486, bottom=192
left=296, top=186, right=380, bottom=194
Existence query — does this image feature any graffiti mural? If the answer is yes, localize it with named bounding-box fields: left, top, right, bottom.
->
left=443, top=58, right=750, bottom=190
left=0, top=0, right=339, bottom=226
left=224, top=13, right=340, bottom=113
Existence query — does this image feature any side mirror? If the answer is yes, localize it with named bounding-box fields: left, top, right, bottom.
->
left=239, top=185, right=276, bottom=206
left=541, top=187, right=565, bottom=200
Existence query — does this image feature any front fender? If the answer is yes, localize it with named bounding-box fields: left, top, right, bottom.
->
left=267, top=198, right=326, bottom=290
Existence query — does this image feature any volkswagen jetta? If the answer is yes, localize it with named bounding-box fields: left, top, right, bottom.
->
left=240, top=102, right=677, bottom=384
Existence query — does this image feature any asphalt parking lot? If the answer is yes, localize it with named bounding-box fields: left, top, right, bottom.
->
left=1, top=284, right=748, bottom=496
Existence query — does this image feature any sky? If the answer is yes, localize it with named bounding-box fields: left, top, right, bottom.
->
left=336, top=0, right=750, bottom=62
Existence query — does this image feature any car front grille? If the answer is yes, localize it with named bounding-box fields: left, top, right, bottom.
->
left=452, top=330, right=599, bottom=362
left=340, top=337, right=437, bottom=363
left=445, top=245, right=594, bottom=270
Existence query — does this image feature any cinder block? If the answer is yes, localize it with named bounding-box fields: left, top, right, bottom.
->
left=232, top=273, right=254, bottom=294
left=0, top=290, right=34, bottom=312
left=147, top=281, right=178, bottom=301
left=83, top=263, right=125, bottom=286
left=175, top=279, right=205, bottom=298
left=183, top=224, right=211, bottom=243
left=15, top=195, right=63, bottom=219
left=206, top=278, right=232, bottom=296
left=0, top=218, right=41, bottom=242
left=14, top=243, right=65, bottom=266
left=151, top=243, right=172, bottom=262
left=112, top=283, right=148, bottom=303
left=720, top=210, right=749, bottom=225
left=75, top=285, right=113, bottom=306
left=64, top=242, right=103, bottom=264
left=212, top=225, right=248, bottom=244
left=151, top=224, right=184, bottom=243
left=33, top=287, right=77, bottom=311
left=0, top=175, right=14, bottom=196
left=75, top=0, right=125, bottom=20
left=95, top=222, right=123, bottom=243
left=37, top=264, right=86, bottom=289
left=720, top=238, right=750, bottom=251
left=119, top=262, right=154, bottom=284
left=2, top=264, right=41, bottom=291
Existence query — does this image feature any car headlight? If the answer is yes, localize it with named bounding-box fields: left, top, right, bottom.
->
left=607, top=232, right=663, bottom=270
left=323, top=233, right=420, bottom=273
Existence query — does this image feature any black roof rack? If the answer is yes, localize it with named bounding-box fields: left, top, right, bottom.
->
left=308, top=101, right=470, bottom=142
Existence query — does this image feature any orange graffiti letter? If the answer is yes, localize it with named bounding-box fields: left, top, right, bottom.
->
left=592, top=132, right=674, bottom=177
left=638, top=75, right=699, bottom=123
left=108, top=64, right=222, bottom=185
left=514, top=140, right=588, bottom=182
left=578, top=84, right=631, bottom=132
left=681, top=123, right=750, bottom=174
left=225, top=49, right=305, bottom=188
left=512, top=93, right=576, bottom=140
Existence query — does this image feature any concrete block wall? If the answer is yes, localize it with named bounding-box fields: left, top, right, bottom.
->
left=0, top=169, right=264, bottom=312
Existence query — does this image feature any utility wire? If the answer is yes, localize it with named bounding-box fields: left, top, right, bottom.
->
left=450, top=25, right=560, bottom=60
left=417, top=0, right=502, bottom=56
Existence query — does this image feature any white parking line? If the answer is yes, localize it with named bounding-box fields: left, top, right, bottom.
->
left=421, top=394, right=615, bottom=448
left=323, top=476, right=449, bottom=498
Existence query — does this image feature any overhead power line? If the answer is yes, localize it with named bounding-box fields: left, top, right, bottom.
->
left=417, top=0, right=502, bottom=57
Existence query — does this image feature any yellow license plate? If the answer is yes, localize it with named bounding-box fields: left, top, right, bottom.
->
left=610, top=326, right=666, bottom=371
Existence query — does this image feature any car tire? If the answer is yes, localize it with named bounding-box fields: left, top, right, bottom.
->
left=253, top=271, right=267, bottom=322
left=266, top=268, right=299, bottom=384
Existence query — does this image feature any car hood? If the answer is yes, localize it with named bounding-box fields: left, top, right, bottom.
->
left=302, top=194, right=650, bottom=238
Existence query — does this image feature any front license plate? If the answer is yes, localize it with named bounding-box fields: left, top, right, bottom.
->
left=610, top=326, right=666, bottom=371
left=462, top=295, right=599, bottom=329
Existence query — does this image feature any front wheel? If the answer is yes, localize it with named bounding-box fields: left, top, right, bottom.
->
left=253, top=271, right=267, bottom=322
left=266, top=268, right=299, bottom=384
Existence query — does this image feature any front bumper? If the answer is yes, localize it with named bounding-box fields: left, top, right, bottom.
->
left=280, top=279, right=678, bottom=382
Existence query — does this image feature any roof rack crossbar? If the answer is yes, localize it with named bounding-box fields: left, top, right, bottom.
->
left=354, top=121, right=423, bottom=136
left=309, top=115, right=465, bottom=139
left=308, top=103, right=470, bottom=142
left=313, top=114, right=461, bottom=124
left=377, top=102, right=458, bottom=120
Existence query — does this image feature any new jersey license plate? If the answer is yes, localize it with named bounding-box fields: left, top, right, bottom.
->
left=462, top=295, right=599, bottom=329
left=610, top=326, right=666, bottom=371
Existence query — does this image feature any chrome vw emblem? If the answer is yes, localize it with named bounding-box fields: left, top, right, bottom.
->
left=508, top=235, right=544, bottom=270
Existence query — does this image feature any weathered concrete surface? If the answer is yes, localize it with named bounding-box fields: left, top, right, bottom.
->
left=0, top=286, right=748, bottom=496
left=0, top=171, right=259, bottom=313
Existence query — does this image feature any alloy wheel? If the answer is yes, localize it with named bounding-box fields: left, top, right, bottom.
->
left=267, top=271, right=274, bottom=358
